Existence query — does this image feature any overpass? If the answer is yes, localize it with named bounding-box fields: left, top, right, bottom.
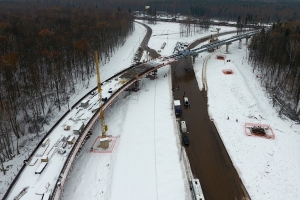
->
left=168, top=30, right=259, bottom=60
left=4, top=29, right=260, bottom=200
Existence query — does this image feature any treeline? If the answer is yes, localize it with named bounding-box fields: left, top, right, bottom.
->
left=111, top=0, right=300, bottom=23
left=4, top=0, right=300, bottom=23
left=3, top=0, right=300, bottom=23
left=248, top=21, right=300, bottom=120
left=0, top=4, right=134, bottom=163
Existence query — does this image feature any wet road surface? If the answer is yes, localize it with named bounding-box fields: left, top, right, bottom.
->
left=171, top=58, right=250, bottom=200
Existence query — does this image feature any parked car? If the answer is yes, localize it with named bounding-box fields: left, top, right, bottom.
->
left=182, top=135, right=189, bottom=145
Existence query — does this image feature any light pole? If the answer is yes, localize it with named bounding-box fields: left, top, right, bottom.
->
left=66, top=96, right=70, bottom=110
left=166, top=30, right=169, bottom=46
left=133, top=44, right=134, bottom=56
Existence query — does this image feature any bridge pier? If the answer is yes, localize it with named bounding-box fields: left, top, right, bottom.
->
left=126, top=80, right=141, bottom=92
left=185, top=56, right=194, bottom=71
left=133, top=81, right=140, bottom=91
left=238, top=39, right=242, bottom=49
left=226, top=43, right=230, bottom=53
left=192, top=55, right=196, bottom=64
left=146, top=70, right=157, bottom=80
left=245, top=36, right=250, bottom=45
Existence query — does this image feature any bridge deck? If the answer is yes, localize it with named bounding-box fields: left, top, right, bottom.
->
left=120, top=61, right=160, bottom=79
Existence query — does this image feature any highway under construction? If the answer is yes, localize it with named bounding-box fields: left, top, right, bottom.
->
left=4, top=22, right=258, bottom=200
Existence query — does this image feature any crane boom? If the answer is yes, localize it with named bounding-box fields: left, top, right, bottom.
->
left=94, top=51, right=107, bottom=139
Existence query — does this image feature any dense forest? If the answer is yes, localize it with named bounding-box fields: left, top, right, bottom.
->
left=248, top=21, right=300, bottom=120
left=3, top=0, right=300, bottom=22
left=0, top=4, right=134, bottom=167
left=59, top=0, right=300, bottom=23
left=120, top=0, right=300, bottom=22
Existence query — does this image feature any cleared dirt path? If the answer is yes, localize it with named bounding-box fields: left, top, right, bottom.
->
left=171, top=58, right=250, bottom=200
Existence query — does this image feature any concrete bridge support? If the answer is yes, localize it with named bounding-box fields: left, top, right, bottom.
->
left=246, top=37, right=250, bottom=45
left=192, top=55, right=196, bottom=64
left=226, top=43, right=230, bottom=53
left=238, top=39, right=242, bottom=49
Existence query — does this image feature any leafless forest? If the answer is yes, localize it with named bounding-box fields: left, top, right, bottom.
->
left=249, top=21, right=300, bottom=120
left=0, top=4, right=134, bottom=168
left=109, top=0, right=300, bottom=22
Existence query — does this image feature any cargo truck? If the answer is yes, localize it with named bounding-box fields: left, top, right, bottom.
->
left=191, top=178, right=205, bottom=200
left=174, top=100, right=182, bottom=116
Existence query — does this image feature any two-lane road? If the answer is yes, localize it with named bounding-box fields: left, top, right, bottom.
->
left=171, top=58, right=250, bottom=200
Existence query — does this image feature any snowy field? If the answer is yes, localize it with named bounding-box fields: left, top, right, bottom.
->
left=146, top=22, right=300, bottom=199
left=199, top=44, right=300, bottom=200
left=2, top=20, right=299, bottom=200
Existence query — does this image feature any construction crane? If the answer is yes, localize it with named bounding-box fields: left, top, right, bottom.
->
left=94, top=51, right=109, bottom=148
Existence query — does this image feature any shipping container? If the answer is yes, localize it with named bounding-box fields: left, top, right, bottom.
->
left=67, top=136, right=76, bottom=144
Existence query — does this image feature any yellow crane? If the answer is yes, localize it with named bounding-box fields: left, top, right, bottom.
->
left=94, top=51, right=109, bottom=148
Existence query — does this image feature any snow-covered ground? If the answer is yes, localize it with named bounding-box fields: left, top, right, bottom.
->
left=200, top=44, right=300, bottom=200
left=3, top=20, right=299, bottom=200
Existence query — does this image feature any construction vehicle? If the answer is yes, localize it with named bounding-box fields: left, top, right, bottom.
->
left=174, top=100, right=182, bottom=117
left=191, top=179, right=205, bottom=200
left=208, top=35, right=219, bottom=52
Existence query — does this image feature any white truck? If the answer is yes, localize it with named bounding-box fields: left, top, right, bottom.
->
left=173, top=100, right=182, bottom=116
left=191, top=178, right=205, bottom=200
left=181, top=121, right=187, bottom=133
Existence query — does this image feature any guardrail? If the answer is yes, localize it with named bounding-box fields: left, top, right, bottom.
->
left=51, top=100, right=100, bottom=200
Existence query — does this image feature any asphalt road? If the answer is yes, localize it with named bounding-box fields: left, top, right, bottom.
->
left=171, top=58, right=250, bottom=200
